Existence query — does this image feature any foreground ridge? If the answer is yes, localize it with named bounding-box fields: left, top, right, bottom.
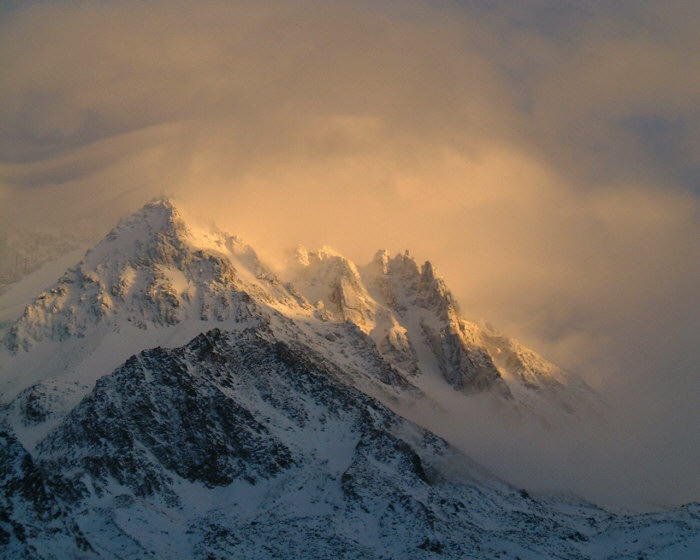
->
left=2, top=326, right=698, bottom=558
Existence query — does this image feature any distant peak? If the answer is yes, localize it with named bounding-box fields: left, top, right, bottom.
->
left=292, top=246, right=349, bottom=267
left=145, top=196, right=177, bottom=209
left=370, top=249, right=390, bottom=274
left=312, top=246, right=344, bottom=262
left=291, top=245, right=310, bottom=266
left=81, top=198, right=193, bottom=267
left=389, top=250, right=420, bottom=277
left=421, top=261, right=436, bottom=281
left=138, top=197, right=182, bottom=221
left=112, top=198, right=185, bottom=234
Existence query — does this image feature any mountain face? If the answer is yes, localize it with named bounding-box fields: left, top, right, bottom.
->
left=1, top=199, right=594, bottom=415
left=4, top=201, right=263, bottom=352
left=1, top=199, right=697, bottom=559
left=3, top=326, right=698, bottom=559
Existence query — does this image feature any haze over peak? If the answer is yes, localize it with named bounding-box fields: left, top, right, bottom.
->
left=1, top=199, right=592, bottom=435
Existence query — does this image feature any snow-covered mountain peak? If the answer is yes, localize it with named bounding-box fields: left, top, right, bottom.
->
left=84, top=198, right=259, bottom=270
left=288, top=245, right=350, bottom=267
left=287, top=245, right=309, bottom=267
left=384, top=249, right=421, bottom=278
left=416, top=260, right=456, bottom=319
left=87, top=197, right=189, bottom=264
left=306, top=245, right=346, bottom=264
left=3, top=199, right=600, bottom=426
left=110, top=197, right=184, bottom=236
left=1, top=200, right=695, bottom=559
left=368, top=249, right=391, bottom=274
left=286, top=245, right=375, bottom=329
left=2, top=199, right=280, bottom=356
left=360, top=251, right=455, bottom=322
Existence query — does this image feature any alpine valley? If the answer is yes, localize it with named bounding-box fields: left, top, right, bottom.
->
left=0, top=199, right=697, bottom=559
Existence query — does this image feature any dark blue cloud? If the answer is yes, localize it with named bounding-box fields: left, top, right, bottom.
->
left=622, top=114, right=700, bottom=193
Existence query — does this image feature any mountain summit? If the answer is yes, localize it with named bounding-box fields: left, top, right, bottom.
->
left=3, top=198, right=594, bottom=419
left=6, top=199, right=264, bottom=351
left=2, top=199, right=695, bottom=559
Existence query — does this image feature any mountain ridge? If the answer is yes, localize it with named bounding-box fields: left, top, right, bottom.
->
left=0, top=198, right=697, bottom=558
left=1, top=198, right=601, bottom=441
left=2, top=323, right=697, bottom=558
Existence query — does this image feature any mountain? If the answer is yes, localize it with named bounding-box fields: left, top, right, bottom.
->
left=3, top=326, right=698, bottom=559
left=1, top=199, right=697, bottom=558
left=1, top=199, right=598, bottom=420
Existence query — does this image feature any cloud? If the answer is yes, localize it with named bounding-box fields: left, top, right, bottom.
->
left=0, top=0, right=697, bottom=508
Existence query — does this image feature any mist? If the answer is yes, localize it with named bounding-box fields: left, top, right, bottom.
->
left=1, top=1, right=698, bottom=509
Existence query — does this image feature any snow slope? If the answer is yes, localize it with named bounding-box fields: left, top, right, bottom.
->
left=1, top=199, right=598, bottom=422
left=2, top=325, right=698, bottom=559
left=2, top=198, right=696, bottom=559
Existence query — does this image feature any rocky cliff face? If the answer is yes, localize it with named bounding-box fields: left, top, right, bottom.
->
left=2, top=325, right=698, bottom=559
left=0, top=428, right=95, bottom=559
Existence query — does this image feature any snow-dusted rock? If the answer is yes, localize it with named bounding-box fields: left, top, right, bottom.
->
left=2, top=199, right=596, bottom=419
left=1, top=325, right=696, bottom=559
left=2, top=198, right=696, bottom=559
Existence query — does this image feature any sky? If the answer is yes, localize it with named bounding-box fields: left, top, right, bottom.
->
left=1, top=1, right=698, bottom=508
